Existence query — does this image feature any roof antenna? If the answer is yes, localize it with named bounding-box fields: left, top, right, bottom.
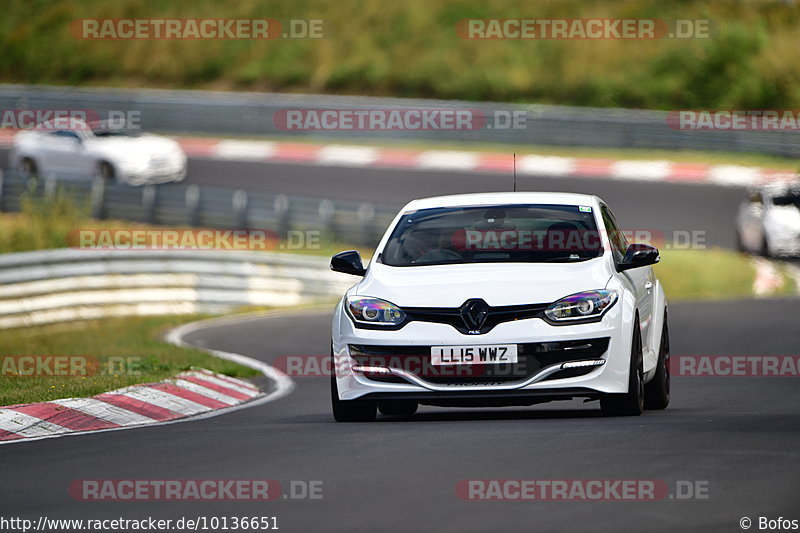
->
left=513, top=153, right=517, bottom=192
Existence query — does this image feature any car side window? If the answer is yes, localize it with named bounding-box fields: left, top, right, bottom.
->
left=601, top=205, right=627, bottom=261
left=50, top=130, right=81, bottom=142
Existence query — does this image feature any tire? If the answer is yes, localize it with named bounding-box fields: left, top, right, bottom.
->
left=760, top=233, right=772, bottom=258
left=19, top=157, right=38, bottom=179
left=644, top=312, right=670, bottom=410
left=601, top=317, right=644, bottom=417
left=378, top=400, right=418, bottom=416
left=734, top=228, right=745, bottom=253
left=95, top=161, right=115, bottom=183
left=330, top=349, right=376, bottom=422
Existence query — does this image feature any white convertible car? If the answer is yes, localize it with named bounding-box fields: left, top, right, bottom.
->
left=330, top=192, right=669, bottom=421
left=736, top=181, right=800, bottom=257
left=11, top=118, right=187, bottom=186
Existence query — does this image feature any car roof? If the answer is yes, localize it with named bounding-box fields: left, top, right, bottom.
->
left=402, top=192, right=604, bottom=212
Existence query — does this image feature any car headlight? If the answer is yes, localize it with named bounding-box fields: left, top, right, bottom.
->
left=544, top=290, right=618, bottom=323
left=346, top=296, right=406, bottom=327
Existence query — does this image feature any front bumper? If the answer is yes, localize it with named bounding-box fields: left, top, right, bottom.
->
left=121, top=162, right=187, bottom=185
left=333, top=300, right=632, bottom=402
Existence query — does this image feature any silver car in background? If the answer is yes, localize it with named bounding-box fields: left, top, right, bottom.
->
left=11, top=118, right=187, bottom=186
left=736, top=181, right=800, bottom=257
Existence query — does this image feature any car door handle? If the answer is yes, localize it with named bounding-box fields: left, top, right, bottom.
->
left=644, top=281, right=653, bottom=290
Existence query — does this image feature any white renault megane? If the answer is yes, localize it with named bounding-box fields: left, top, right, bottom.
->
left=330, top=192, right=669, bottom=421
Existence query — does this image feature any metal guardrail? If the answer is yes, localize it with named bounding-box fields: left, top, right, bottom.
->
left=0, top=171, right=397, bottom=246
left=1, top=84, right=798, bottom=157
left=0, top=248, right=354, bottom=328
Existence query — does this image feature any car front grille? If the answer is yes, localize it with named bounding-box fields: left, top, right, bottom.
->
left=349, top=337, right=610, bottom=386
left=402, top=302, right=549, bottom=334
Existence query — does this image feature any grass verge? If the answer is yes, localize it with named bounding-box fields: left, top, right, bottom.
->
left=655, top=247, right=797, bottom=301
left=2, top=1, right=799, bottom=110
left=0, top=315, right=258, bottom=406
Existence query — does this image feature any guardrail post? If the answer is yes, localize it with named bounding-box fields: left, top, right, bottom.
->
left=233, top=189, right=249, bottom=229
left=274, top=194, right=291, bottom=240
left=357, top=202, right=377, bottom=246
left=319, top=199, right=336, bottom=242
left=142, top=185, right=157, bottom=224
left=44, top=173, right=57, bottom=201
left=185, top=184, right=201, bottom=226
left=91, top=176, right=107, bottom=219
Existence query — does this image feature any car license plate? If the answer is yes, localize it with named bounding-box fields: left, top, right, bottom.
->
left=431, top=345, right=518, bottom=365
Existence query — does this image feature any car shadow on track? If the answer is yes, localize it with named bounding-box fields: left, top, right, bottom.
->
left=376, top=407, right=604, bottom=423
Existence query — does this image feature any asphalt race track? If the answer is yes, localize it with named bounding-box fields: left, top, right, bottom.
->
left=182, top=158, right=745, bottom=249
left=2, top=300, right=799, bottom=533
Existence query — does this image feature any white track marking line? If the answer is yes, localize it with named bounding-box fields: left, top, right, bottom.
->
left=516, top=155, right=575, bottom=176
left=416, top=150, right=479, bottom=171
left=610, top=160, right=672, bottom=181
left=117, top=386, right=211, bottom=416
left=0, top=409, right=70, bottom=437
left=171, top=379, right=240, bottom=405
left=316, top=145, right=379, bottom=166
left=51, top=398, right=157, bottom=426
left=214, top=140, right=276, bottom=160
left=179, top=371, right=261, bottom=397
left=708, top=165, right=762, bottom=188
left=752, top=258, right=784, bottom=297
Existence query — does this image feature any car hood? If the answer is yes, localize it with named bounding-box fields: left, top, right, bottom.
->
left=90, top=134, right=182, bottom=158
left=356, top=257, right=614, bottom=307
left=767, top=205, right=800, bottom=229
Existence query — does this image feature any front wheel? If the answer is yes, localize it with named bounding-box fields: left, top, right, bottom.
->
left=600, top=317, right=644, bottom=417
left=330, top=373, right=376, bottom=423
left=644, top=313, right=670, bottom=410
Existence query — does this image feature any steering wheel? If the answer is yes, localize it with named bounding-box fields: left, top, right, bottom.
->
left=416, top=249, right=463, bottom=262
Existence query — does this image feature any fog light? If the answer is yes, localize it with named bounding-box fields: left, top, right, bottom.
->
left=560, top=359, right=605, bottom=369
left=352, top=365, right=392, bottom=375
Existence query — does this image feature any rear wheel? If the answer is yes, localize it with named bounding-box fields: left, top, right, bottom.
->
left=601, top=317, right=644, bottom=417
left=644, top=313, right=670, bottom=410
left=378, top=400, right=418, bottom=416
left=19, top=157, right=38, bottom=179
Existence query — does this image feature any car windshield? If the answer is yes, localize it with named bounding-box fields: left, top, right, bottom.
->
left=381, top=204, right=604, bottom=266
left=771, top=188, right=800, bottom=209
left=90, top=120, right=142, bottom=138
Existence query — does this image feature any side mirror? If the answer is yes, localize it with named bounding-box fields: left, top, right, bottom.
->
left=617, top=243, right=660, bottom=272
left=331, top=250, right=366, bottom=276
